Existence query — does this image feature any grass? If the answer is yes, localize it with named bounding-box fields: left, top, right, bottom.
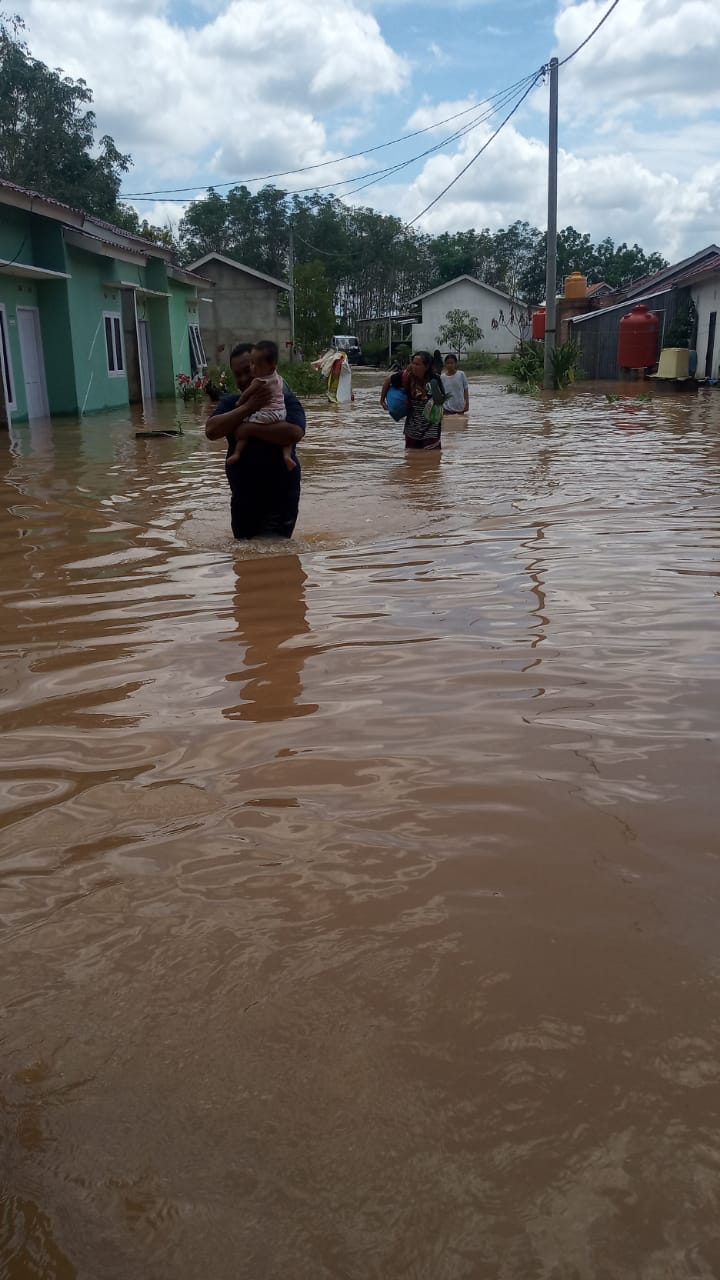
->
left=461, top=350, right=509, bottom=373
left=281, top=361, right=327, bottom=396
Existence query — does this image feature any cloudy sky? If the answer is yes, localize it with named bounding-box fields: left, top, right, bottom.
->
left=12, top=0, right=720, bottom=260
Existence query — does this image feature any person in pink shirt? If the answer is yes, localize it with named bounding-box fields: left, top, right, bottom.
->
left=226, top=340, right=295, bottom=471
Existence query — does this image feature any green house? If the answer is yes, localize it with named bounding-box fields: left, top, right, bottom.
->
left=0, top=178, right=209, bottom=423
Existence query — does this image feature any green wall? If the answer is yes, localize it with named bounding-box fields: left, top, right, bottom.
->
left=37, top=278, right=77, bottom=415
left=64, top=246, right=130, bottom=415
left=0, top=208, right=30, bottom=263
left=0, top=201, right=200, bottom=419
left=168, top=280, right=198, bottom=384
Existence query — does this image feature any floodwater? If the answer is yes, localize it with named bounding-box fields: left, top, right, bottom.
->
left=1, top=374, right=720, bottom=1279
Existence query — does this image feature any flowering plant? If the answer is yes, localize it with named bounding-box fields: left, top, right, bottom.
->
left=176, top=372, right=204, bottom=402
left=203, top=364, right=235, bottom=402
left=205, top=368, right=229, bottom=393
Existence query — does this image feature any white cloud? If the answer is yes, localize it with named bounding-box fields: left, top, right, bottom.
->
left=362, top=118, right=720, bottom=260
left=405, top=97, right=479, bottom=132
left=555, top=0, right=720, bottom=118
left=12, top=0, right=408, bottom=185
left=7, top=0, right=720, bottom=265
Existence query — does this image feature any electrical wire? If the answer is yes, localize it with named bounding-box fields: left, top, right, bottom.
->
left=406, top=72, right=544, bottom=227
left=333, top=74, right=542, bottom=203
left=0, top=232, right=29, bottom=270
left=126, top=75, right=541, bottom=206
left=120, top=71, right=542, bottom=199
left=404, top=0, right=622, bottom=227
left=559, top=0, right=621, bottom=66
left=122, top=0, right=622, bottom=229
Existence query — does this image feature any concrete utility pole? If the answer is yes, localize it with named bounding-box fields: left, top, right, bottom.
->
left=288, top=226, right=296, bottom=347
left=543, top=57, right=559, bottom=391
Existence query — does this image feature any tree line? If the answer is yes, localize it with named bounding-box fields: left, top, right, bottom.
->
left=177, top=189, right=667, bottom=345
left=0, top=10, right=668, bottom=350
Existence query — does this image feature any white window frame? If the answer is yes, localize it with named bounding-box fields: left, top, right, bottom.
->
left=188, top=322, right=206, bottom=376
left=103, top=311, right=126, bottom=378
left=0, top=303, right=17, bottom=410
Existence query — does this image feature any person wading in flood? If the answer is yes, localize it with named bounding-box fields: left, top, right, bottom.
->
left=381, top=350, right=446, bottom=451
left=205, top=343, right=306, bottom=540
left=441, top=353, right=470, bottom=415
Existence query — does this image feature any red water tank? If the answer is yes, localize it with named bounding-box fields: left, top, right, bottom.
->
left=618, top=305, right=660, bottom=369
left=532, top=307, right=546, bottom=340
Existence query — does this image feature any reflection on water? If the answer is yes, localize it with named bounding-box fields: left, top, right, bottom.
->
left=1, top=377, right=720, bottom=1279
left=223, top=556, right=318, bottom=721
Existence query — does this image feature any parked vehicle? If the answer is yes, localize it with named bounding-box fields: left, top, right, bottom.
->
left=332, top=334, right=363, bottom=364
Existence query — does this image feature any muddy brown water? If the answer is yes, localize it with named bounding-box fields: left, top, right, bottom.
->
left=1, top=376, right=720, bottom=1279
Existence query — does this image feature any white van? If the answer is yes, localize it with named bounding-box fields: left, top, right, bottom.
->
left=332, top=334, right=362, bottom=363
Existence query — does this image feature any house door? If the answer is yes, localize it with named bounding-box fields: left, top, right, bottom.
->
left=137, top=319, right=155, bottom=401
left=17, top=307, right=50, bottom=420
left=705, top=311, right=717, bottom=378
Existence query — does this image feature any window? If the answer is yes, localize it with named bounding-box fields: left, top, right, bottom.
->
left=0, top=304, right=16, bottom=410
left=188, top=323, right=206, bottom=376
left=103, top=312, right=125, bottom=377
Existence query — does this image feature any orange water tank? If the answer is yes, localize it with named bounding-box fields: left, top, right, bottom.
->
left=532, top=306, right=546, bottom=340
left=618, top=305, right=660, bottom=369
left=564, top=272, right=587, bottom=298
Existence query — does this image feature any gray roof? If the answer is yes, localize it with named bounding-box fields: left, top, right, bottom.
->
left=410, top=274, right=520, bottom=305
left=569, top=287, right=673, bottom=324
left=621, top=244, right=720, bottom=299
left=188, top=252, right=290, bottom=291
left=0, top=176, right=175, bottom=259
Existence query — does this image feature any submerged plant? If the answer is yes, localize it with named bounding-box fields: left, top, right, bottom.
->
left=508, top=340, right=544, bottom=391
left=176, top=372, right=204, bottom=401
left=549, top=339, right=579, bottom=390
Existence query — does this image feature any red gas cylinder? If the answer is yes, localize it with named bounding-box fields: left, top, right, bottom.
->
left=618, top=304, right=660, bottom=369
left=532, top=307, right=546, bottom=340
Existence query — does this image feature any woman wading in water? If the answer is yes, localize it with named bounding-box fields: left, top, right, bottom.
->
left=403, top=350, right=446, bottom=450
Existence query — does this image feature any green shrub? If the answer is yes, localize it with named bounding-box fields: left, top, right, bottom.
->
left=204, top=364, right=236, bottom=401
left=508, top=340, right=544, bottom=390
left=462, top=350, right=504, bottom=372
left=281, top=361, right=326, bottom=396
left=550, top=338, right=579, bottom=389
left=362, top=340, right=391, bottom=366
left=506, top=338, right=579, bottom=392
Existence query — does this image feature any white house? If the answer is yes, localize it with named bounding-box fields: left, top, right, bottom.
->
left=410, top=275, right=527, bottom=357
left=681, top=253, right=720, bottom=379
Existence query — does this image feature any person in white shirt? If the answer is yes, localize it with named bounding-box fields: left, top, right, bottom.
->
left=440, top=353, right=470, bottom=415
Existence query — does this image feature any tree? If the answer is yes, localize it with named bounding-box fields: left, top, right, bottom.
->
left=177, top=185, right=668, bottom=326
left=294, top=260, right=335, bottom=356
left=437, top=309, right=483, bottom=357
left=491, top=221, right=542, bottom=296
left=593, top=237, right=666, bottom=288
left=0, top=12, right=131, bottom=219
left=111, top=203, right=178, bottom=251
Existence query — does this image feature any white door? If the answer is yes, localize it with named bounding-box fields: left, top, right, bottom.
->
left=137, top=319, right=155, bottom=401
left=17, top=307, right=50, bottom=420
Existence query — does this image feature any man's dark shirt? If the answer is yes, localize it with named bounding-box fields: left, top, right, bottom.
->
left=212, top=388, right=306, bottom=539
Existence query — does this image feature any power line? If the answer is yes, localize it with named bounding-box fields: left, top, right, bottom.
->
left=339, top=75, right=541, bottom=203
left=126, top=75, right=541, bottom=208
left=407, top=72, right=544, bottom=227
left=123, top=0, right=622, bottom=231
left=559, top=0, right=621, bottom=66
left=120, top=72, right=542, bottom=199
left=405, top=0, right=622, bottom=228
